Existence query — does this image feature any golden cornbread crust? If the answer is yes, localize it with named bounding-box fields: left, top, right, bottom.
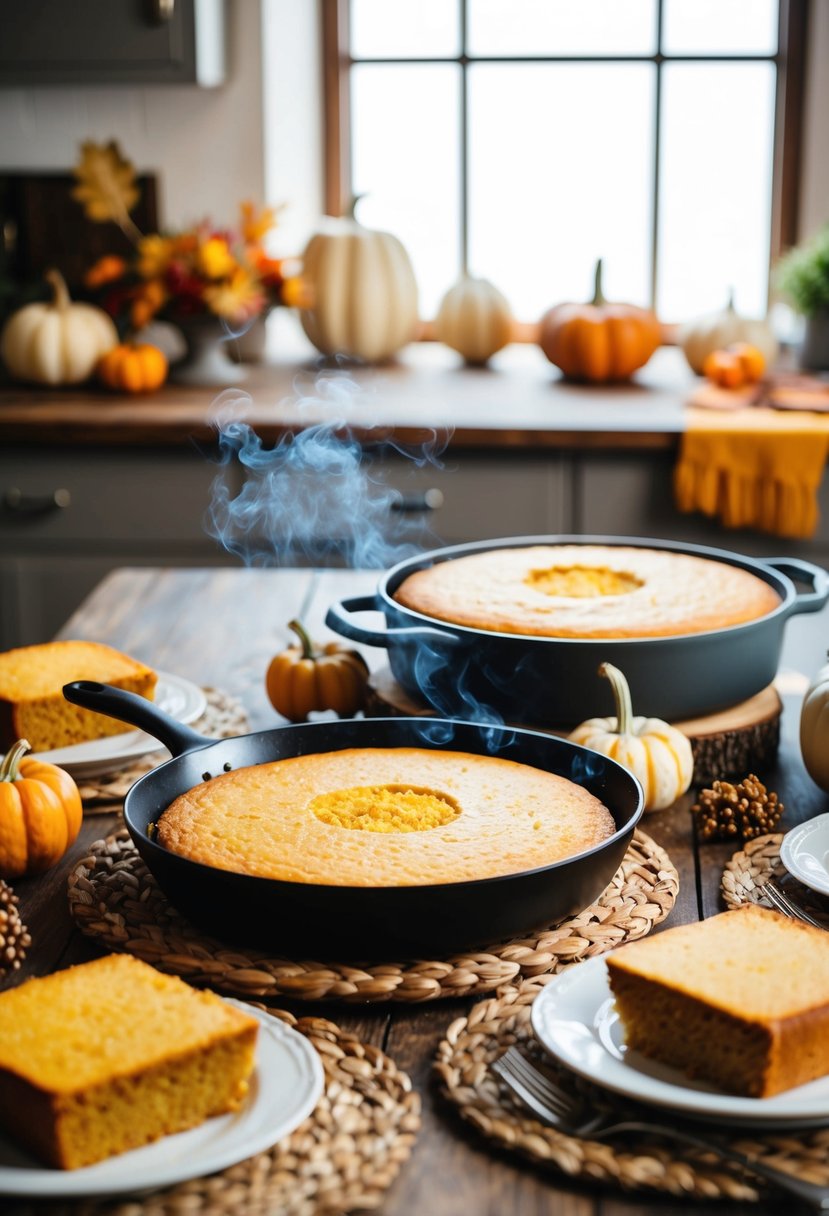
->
left=0, top=639, right=158, bottom=751
left=393, top=545, right=782, bottom=639
left=0, top=954, right=258, bottom=1169
left=157, top=747, right=616, bottom=886
left=606, top=904, right=829, bottom=1097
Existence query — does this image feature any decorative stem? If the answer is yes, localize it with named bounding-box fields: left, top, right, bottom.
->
left=598, top=662, right=633, bottom=735
left=726, top=287, right=736, bottom=312
left=0, top=739, right=30, bottom=783
left=591, top=259, right=606, bottom=307
left=45, top=269, right=71, bottom=311
left=288, top=618, right=316, bottom=660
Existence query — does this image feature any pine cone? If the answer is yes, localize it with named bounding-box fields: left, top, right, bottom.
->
left=0, top=878, right=32, bottom=977
left=692, top=774, right=783, bottom=842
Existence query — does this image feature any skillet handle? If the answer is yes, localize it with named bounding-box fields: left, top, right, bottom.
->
left=764, top=557, right=829, bottom=616
left=325, top=594, right=462, bottom=649
left=63, top=681, right=213, bottom=758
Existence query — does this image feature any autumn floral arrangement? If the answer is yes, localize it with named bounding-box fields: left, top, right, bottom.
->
left=77, top=141, right=306, bottom=332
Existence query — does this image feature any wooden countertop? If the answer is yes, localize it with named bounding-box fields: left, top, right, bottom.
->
left=0, top=344, right=694, bottom=450
left=6, top=564, right=827, bottom=1216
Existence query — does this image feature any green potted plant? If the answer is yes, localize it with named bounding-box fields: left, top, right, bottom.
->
left=776, top=225, right=829, bottom=371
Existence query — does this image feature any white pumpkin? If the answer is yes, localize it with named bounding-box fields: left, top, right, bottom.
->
left=0, top=269, right=118, bottom=385
left=434, top=275, right=513, bottom=365
left=800, top=653, right=829, bottom=792
left=678, top=291, right=778, bottom=375
left=569, top=662, right=694, bottom=812
left=300, top=211, right=419, bottom=363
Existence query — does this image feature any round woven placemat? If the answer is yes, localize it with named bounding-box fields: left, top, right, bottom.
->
left=77, top=689, right=250, bottom=811
left=434, top=975, right=829, bottom=1203
left=67, top=829, right=677, bottom=1004
left=15, top=1009, right=420, bottom=1216
left=721, top=831, right=829, bottom=926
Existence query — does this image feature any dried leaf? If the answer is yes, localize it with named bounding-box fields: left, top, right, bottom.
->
left=72, top=140, right=140, bottom=227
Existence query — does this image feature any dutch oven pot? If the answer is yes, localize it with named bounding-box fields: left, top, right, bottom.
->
left=64, top=681, right=643, bottom=959
left=326, top=535, right=829, bottom=727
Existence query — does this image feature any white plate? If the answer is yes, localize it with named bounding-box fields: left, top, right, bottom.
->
left=780, top=814, right=829, bottom=898
left=530, top=955, right=829, bottom=1129
left=0, top=1000, right=324, bottom=1199
left=31, top=672, right=207, bottom=779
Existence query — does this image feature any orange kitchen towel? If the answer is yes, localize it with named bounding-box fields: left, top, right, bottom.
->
left=674, top=407, right=829, bottom=539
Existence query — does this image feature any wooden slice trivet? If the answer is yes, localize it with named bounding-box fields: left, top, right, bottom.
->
left=722, top=832, right=829, bottom=926
left=435, top=974, right=829, bottom=1203
left=77, top=689, right=250, bottom=812
left=67, top=829, right=677, bottom=1004
left=367, top=667, right=782, bottom=785
left=14, top=1010, right=419, bottom=1216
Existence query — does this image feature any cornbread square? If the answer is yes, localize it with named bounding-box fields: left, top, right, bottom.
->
left=606, top=904, right=829, bottom=1097
left=0, top=954, right=259, bottom=1169
left=0, top=640, right=157, bottom=751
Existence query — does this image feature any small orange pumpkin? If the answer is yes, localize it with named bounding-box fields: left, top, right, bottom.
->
left=0, top=739, right=83, bottom=878
left=97, top=342, right=168, bottom=393
left=703, top=342, right=766, bottom=389
left=266, top=619, right=370, bottom=723
left=539, top=259, right=662, bottom=383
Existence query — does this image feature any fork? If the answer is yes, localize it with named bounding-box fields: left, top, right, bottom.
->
left=492, top=1046, right=829, bottom=1212
left=762, top=877, right=825, bottom=929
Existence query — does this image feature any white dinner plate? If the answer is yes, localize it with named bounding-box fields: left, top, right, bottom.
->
left=0, top=1000, right=324, bottom=1199
left=530, top=955, right=829, bottom=1129
left=780, top=813, right=829, bottom=898
left=31, top=672, right=207, bottom=779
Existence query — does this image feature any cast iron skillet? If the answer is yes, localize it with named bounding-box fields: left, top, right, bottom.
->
left=64, top=682, right=643, bottom=959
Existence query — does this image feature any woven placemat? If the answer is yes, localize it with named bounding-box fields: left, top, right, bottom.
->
left=68, top=830, right=677, bottom=1004
left=14, top=1009, right=420, bottom=1216
left=77, top=689, right=249, bottom=811
left=434, top=974, right=829, bottom=1203
left=721, top=832, right=829, bottom=926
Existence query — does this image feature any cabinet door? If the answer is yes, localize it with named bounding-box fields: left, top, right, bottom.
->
left=0, top=0, right=224, bottom=87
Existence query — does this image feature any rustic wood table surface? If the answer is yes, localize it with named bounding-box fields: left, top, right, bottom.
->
left=6, top=565, right=828, bottom=1216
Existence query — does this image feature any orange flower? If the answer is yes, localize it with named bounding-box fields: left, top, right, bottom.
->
left=203, top=267, right=265, bottom=322
left=85, top=255, right=127, bottom=289
left=281, top=275, right=314, bottom=309
left=240, top=201, right=278, bottom=245
left=197, top=236, right=237, bottom=280
left=136, top=235, right=174, bottom=279
left=131, top=279, right=167, bottom=330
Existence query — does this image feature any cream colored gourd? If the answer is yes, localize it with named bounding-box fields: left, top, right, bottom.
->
left=800, top=652, right=829, bottom=791
left=569, top=662, right=694, bottom=812
left=0, top=269, right=118, bottom=385
left=300, top=207, right=419, bottom=362
left=678, top=290, right=778, bottom=375
left=434, top=275, right=513, bottom=365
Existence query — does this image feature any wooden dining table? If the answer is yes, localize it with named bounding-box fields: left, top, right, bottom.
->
left=6, top=564, right=829, bottom=1216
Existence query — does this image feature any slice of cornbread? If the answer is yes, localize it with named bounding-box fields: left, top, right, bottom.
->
left=0, top=640, right=157, bottom=751
left=606, top=904, right=829, bottom=1097
left=0, top=954, right=259, bottom=1169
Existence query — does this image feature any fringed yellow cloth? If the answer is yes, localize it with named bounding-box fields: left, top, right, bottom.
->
left=674, top=407, right=829, bottom=539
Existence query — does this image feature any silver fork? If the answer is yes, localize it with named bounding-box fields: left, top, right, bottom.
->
left=492, top=1046, right=829, bottom=1212
left=763, top=877, right=825, bottom=929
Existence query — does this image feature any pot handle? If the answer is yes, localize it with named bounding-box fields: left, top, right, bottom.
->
left=325, top=594, right=462, bottom=649
left=63, top=681, right=213, bottom=758
left=764, top=557, right=829, bottom=615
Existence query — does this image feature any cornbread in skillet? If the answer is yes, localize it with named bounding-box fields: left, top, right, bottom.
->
left=606, top=904, right=829, bottom=1097
left=0, top=954, right=258, bottom=1169
left=0, top=640, right=157, bottom=751
left=393, top=544, right=781, bottom=638
left=156, top=747, right=615, bottom=886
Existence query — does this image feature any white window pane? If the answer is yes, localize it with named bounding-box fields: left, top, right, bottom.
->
left=663, top=0, right=778, bottom=55
left=351, top=65, right=461, bottom=318
left=657, top=63, right=775, bottom=321
left=468, top=65, right=654, bottom=319
left=468, top=0, right=656, bottom=56
left=351, top=0, right=460, bottom=58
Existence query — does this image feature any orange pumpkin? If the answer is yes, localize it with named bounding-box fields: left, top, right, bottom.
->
left=702, top=342, right=766, bottom=389
left=97, top=342, right=168, bottom=393
left=0, top=739, right=82, bottom=878
left=539, top=260, right=662, bottom=383
left=266, top=619, right=370, bottom=723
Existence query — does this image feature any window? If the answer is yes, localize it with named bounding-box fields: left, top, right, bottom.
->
left=323, top=0, right=806, bottom=323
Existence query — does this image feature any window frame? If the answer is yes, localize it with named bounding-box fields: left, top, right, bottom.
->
left=321, top=0, right=808, bottom=317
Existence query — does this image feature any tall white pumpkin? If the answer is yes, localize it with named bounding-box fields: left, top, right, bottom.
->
left=435, top=275, right=513, bottom=365
left=300, top=214, right=419, bottom=362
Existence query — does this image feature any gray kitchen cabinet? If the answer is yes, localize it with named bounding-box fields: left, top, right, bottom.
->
left=0, top=0, right=225, bottom=87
